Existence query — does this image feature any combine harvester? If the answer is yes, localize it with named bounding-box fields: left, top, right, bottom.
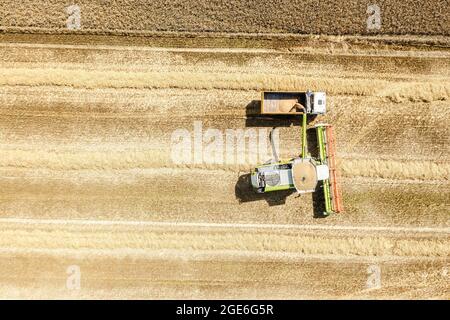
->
left=250, top=90, right=343, bottom=216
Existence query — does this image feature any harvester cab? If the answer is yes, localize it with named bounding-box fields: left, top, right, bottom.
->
left=250, top=90, right=342, bottom=216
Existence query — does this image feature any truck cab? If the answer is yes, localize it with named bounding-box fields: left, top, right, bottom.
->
left=311, top=91, right=326, bottom=114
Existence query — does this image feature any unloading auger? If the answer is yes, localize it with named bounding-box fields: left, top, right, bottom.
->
left=250, top=90, right=343, bottom=215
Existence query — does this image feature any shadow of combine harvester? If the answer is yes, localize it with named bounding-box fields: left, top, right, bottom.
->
left=235, top=173, right=295, bottom=207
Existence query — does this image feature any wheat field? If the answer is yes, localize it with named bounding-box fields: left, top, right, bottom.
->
left=0, top=0, right=448, bottom=35
left=0, top=1, right=448, bottom=299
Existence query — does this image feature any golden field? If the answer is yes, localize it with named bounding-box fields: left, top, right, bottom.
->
left=0, top=1, right=448, bottom=299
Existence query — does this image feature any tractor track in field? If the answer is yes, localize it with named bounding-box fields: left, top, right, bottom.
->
left=1, top=217, right=449, bottom=234
left=1, top=41, right=450, bottom=58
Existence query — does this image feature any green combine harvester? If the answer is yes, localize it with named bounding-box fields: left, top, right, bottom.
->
left=250, top=90, right=343, bottom=215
